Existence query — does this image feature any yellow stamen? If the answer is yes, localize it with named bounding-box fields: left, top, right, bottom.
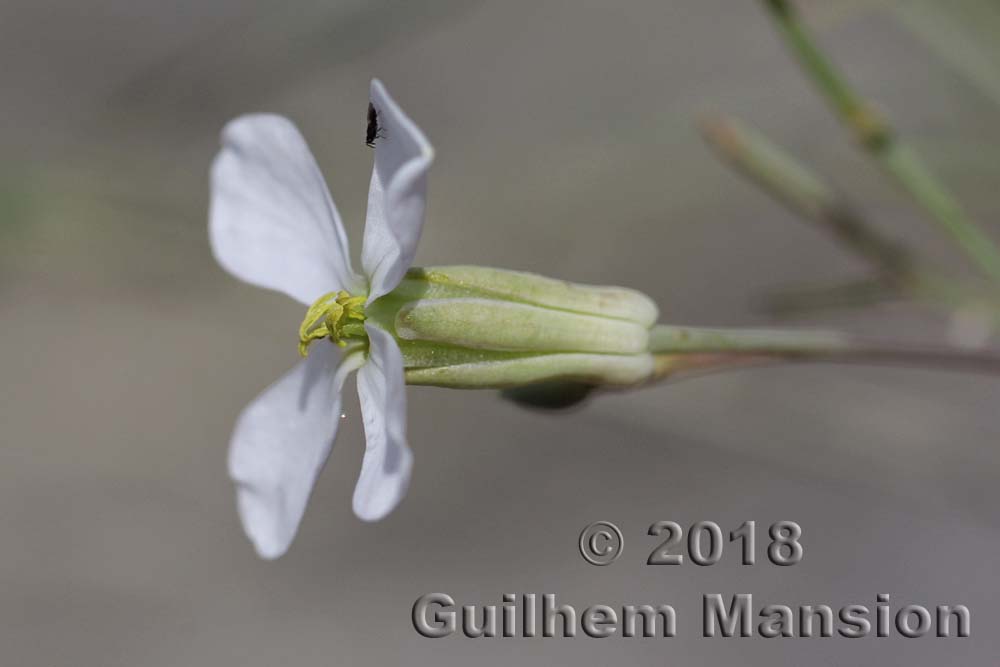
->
left=298, top=290, right=368, bottom=356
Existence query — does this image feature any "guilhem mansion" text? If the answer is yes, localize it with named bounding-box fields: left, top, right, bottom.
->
left=412, top=593, right=970, bottom=639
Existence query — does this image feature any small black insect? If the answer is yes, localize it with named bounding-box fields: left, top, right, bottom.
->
left=366, top=102, right=385, bottom=147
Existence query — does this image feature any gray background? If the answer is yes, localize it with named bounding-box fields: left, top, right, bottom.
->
left=2, top=0, right=999, bottom=664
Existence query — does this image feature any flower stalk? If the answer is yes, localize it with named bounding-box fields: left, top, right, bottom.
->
left=646, top=323, right=1000, bottom=381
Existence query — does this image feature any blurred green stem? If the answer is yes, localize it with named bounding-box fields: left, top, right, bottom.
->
left=701, top=115, right=912, bottom=277
left=763, top=0, right=1000, bottom=284
left=701, top=115, right=1000, bottom=321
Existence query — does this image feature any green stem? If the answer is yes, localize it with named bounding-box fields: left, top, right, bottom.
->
left=650, top=324, right=852, bottom=355
left=648, top=324, right=1000, bottom=376
left=763, top=0, right=1000, bottom=284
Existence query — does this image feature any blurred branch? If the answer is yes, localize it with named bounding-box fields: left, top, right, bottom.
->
left=699, top=115, right=1000, bottom=324
left=763, top=0, right=1000, bottom=285
left=700, top=116, right=912, bottom=278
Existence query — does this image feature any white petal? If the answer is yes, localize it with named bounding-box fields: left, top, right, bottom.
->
left=361, top=79, right=435, bottom=303
left=210, top=114, right=363, bottom=305
left=352, top=322, right=414, bottom=521
left=228, top=344, right=364, bottom=559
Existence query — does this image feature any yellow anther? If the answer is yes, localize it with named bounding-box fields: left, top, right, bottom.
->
left=298, top=290, right=368, bottom=356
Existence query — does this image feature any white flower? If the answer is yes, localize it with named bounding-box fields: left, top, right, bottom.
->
left=209, top=79, right=434, bottom=559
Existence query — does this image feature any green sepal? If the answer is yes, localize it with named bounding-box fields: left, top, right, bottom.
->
left=403, top=352, right=653, bottom=389
left=391, top=266, right=658, bottom=326
left=395, top=298, right=649, bottom=354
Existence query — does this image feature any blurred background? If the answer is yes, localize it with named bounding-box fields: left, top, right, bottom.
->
left=2, top=0, right=999, bottom=663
